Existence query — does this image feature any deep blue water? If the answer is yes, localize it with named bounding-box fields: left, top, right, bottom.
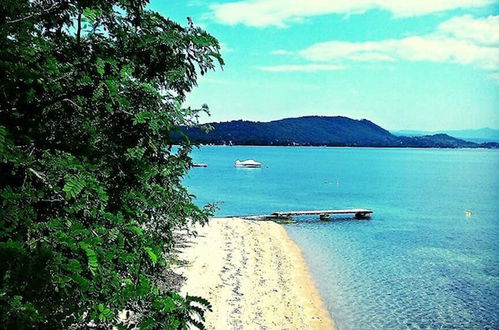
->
left=184, top=146, right=499, bottom=330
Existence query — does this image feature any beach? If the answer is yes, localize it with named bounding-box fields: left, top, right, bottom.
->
left=178, top=217, right=334, bottom=330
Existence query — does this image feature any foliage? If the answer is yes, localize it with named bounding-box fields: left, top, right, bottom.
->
left=175, top=116, right=482, bottom=148
left=0, top=0, right=222, bottom=328
left=175, top=116, right=400, bottom=146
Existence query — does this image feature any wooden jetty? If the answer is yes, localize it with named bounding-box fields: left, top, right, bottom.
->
left=271, top=209, right=373, bottom=220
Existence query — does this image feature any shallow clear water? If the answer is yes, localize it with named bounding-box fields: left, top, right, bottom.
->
left=185, top=146, right=499, bottom=329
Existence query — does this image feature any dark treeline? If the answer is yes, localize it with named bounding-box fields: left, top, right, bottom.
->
left=175, top=116, right=498, bottom=148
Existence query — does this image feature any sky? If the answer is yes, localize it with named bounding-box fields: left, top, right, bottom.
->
left=149, top=0, right=499, bottom=131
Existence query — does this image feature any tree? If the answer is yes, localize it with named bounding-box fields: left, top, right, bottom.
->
left=0, top=0, right=223, bottom=328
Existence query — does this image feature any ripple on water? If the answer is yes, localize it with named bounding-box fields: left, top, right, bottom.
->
left=285, top=216, right=499, bottom=330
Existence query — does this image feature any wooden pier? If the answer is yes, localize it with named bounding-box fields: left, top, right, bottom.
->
left=271, top=209, right=373, bottom=220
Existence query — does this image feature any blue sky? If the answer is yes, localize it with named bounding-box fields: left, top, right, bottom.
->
left=150, top=0, right=499, bottom=130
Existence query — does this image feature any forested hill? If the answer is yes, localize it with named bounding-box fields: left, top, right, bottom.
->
left=175, top=116, right=497, bottom=148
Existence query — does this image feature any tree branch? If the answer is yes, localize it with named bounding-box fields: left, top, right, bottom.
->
left=63, top=98, right=81, bottom=109
left=28, top=168, right=65, bottom=202
left=77, top=10, right=82, bottom=46
left=6, top=4, right=58, bottom=24
left=32, top=86, right=89, bottom=112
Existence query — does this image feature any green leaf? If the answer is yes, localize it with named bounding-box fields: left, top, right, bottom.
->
left=96, top=58, right=105, bottom=76
left=82, top=8, right=100, bottom=23
left=96, top=186, right=108, bottom=202
left=64, top=259, right=83, bottom=274
left=95, top=303, right=113, bottom=321
left=126, top=146, right=146, bottom=160
left=133, top=112, right=151, bottom=125
left=63, top=176, right=85, bottom=199
left=127, top=225, right=144, bottom=237
left=0, top=125, right=7, bottom=155
left=144, top=247, right=157, bottom=264
left=187, top=295, right=213, bottom=312
left=137, top=275, right=150, bottom=296
left=79, top=242, right=98, bottom=275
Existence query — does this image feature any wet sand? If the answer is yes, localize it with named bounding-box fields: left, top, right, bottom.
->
left=178, top=217, right=334, bottom=329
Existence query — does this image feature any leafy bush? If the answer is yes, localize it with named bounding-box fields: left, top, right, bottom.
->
left=0, top=0, right=222, bottom=328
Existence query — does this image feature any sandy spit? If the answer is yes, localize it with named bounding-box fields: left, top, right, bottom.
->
left=178, top=217, right=335, bottom=330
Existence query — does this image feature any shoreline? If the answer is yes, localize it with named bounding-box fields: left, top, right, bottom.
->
left=185, top=144, right=495, bottom=150
left=178, top=217, right=334, bottom=329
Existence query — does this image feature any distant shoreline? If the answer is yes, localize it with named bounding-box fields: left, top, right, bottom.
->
left=178, top=217, right=334, bottom=329
left=182, top=144, right=498, bottom=150
left=174, top=116, right=499, bottom=149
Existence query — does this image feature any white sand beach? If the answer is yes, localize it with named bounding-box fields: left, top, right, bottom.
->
left=178, top=217, right=334, bottom=329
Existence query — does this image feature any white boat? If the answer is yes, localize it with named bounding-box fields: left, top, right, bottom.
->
left=234, top=159, right=262, bottom=168
left=192, top=163, right=208, bottom=168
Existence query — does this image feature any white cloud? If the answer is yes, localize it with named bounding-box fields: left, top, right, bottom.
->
left=299, top=36, right=499, bottom=70
left=197, top=77, right=233, bottom=85
left=256, top=64, right=345, bottom=72
left=219, top=42, right=234, bottom=53
left=438, top=15, right=499, bottom=46
left=271, top=49, right=293, bottom=55
left=347, top=53, right=396, bottom=62
left=274, top=15, right=499, bottom=71
left=211, top=0, right=495, bottom=27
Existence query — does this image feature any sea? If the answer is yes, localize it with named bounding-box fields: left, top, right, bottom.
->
left=184, top=146, right=499, bottom=330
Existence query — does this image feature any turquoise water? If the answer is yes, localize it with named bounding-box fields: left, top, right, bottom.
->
left=185, top=146, right=499, bottom=329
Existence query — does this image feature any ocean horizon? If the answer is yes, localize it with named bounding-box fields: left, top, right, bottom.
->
left=185, top=146, right=499, bottom=329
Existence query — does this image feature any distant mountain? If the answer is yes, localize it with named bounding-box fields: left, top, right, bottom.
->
left=399, top=134, right=477, bottom=148
left=174, top=116, right=497, bottom=148
left=393, top=128, right=499, bottom=143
